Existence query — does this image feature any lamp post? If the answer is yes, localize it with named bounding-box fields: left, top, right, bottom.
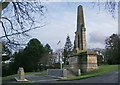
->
left=59, top=51, right=62, bottom=69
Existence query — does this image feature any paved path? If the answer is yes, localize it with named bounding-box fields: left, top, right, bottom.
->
left=2, top=74, right=59, bottom=84
left=25, top=74, right=59, bottom=83
left=2, top=70, right=120, bottom=84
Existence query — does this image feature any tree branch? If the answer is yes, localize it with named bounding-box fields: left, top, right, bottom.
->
left=0, top=24, right=46, bottom=39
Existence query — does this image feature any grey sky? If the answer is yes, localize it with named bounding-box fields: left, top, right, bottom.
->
left=29, top=2, right=117, bottom=51
left=0, top=2, right=118, bottom=52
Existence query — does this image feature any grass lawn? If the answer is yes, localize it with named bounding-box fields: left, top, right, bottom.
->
left=60, top=65, right=120, bottom=81
left=2, top=74, right=17, bottom=79
left=35, top=73, right=46, bottom=76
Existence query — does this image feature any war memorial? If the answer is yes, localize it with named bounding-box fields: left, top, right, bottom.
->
left=47, top=5, right=98, bottom=78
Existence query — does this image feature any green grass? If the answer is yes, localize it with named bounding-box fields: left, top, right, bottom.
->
left=60, top=65, right=120, bottom=81
left=2, top=72, right=36, bottom=79
left=35, top=73, right=46, bottom=76
left=35, top=70, right=47, bottom=76
left=2, top=74, right=17, bottom=79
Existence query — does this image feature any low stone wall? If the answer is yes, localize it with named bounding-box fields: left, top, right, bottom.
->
left=63, top=65, right=81, bottom=76
left=47, top=69, right=67, bottom=78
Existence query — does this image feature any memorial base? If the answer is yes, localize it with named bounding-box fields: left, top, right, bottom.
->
left=15, top=77, right=28, bottom=82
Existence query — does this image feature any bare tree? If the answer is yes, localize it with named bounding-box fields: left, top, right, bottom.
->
left=0, top=2, right=46, bottom=50
left=91, top=0, right=118, bottom=18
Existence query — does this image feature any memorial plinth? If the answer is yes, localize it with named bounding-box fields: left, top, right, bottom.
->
left=69, top=50, right=98, bottom=73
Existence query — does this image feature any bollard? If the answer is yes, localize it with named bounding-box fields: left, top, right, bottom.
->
left=78, top=69, right=81, bottom=76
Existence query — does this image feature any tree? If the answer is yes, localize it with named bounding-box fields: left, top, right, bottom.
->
left=23, top=38, right=46, bottom=71
left=2, top=42, right=11, bottom=61
left=9, top=38, right=47, bottom=73
left=2, top=38, right=54, bottom=76
left=91, top=0, right=118, bottom=18
left=2, top=42, right=12, bottom=77
left=64, top=35, right=73, bottom=65
left=45, top=44, right=53, bottom=54
left=105, top=34, right=120, bottom=64
left=0, top=2, right=46, bottom=49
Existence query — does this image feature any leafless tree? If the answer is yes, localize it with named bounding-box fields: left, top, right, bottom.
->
left=0, top=2, right=46, bottom=50
left=91, top=0, right=118, bottom=18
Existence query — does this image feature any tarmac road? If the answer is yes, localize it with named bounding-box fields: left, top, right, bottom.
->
left=49, top=70, right=120, bottom=83
left=2, top=70, right=120, bottom=85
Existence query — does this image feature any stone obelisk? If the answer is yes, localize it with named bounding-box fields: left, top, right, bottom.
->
left=75, top=5, right=86, bottom=53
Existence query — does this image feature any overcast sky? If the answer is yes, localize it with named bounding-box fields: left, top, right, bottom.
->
left=1, top=2, right=118, bottom=52
left=28, top=2, right=117, bottom=52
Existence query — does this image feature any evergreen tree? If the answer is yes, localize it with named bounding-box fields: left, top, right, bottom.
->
left=45, top=44, right=53, bottom=54
left=9, top=38, right=47, bottom=73
left=64, top=35, right=73, bottom=65
left=105, top=34, right=120, bottom=64
left=23, top=38, right=46, bottom=71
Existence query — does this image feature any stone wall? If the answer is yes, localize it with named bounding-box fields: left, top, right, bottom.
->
left=47, top=69, right=67, bottom=78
